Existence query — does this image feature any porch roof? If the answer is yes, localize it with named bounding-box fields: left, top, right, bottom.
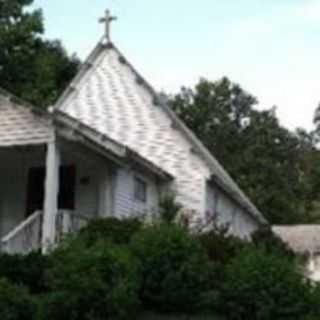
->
left=54, top=110, right=173, bottom=182
left=273, top=225, right=320, bottom=255
left=0, top=88, right=53, bottom=147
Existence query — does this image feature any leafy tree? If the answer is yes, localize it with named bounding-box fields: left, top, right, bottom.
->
left=170, top=77, right=320, bottom=224
left=44, top=240, right=141, bottom=320
left=0, top=278, right=35, bottom=320
left=221, top=247, right=313, bottom=320
left=77, top=217, right=142, bottom=247
left=0, top=0, right=79, bottom=107
left=314, top=102, right=320, bottom=135
left=130, top=224, right=212, bottom=313
left=0, top=251, right=50, bottom=294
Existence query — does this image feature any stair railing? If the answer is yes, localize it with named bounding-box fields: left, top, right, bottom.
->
left=1, top=211, right=43, bottom=254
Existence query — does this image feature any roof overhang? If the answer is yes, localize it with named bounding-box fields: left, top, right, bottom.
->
left=273, top=225, right=320, bottom=255
left=54, top=111, right=173, bottom=182
left=0, top=88, right=53, bottom=147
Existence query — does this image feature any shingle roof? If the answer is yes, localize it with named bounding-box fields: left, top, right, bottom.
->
left=273, top=225, right=320, bottom=254
left=54, top=39, right=266, bottom=224
left=0, top=88, right=53, bottom=147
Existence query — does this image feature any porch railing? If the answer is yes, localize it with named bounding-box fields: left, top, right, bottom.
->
left=1, top=211, right=43, bottom=255
left=55, top=210, right=91, bottom=242
left=1, top=210, right=92, bottom=254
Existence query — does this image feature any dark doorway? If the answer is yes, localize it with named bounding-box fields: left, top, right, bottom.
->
left=26, top=165, right=76, bottom=217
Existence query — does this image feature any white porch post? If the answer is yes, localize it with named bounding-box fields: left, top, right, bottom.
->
left=42, top=138, right=60, bottom=253
left=98, top=166, right=115, bottom=218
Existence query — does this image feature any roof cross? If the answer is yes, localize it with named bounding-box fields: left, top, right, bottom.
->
left=99, top=9, right=117, bottom=42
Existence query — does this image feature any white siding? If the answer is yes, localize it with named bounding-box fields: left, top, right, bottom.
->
left=113, top=168, right=160, bottom=218
left=206, top=183, right=258, bottom=239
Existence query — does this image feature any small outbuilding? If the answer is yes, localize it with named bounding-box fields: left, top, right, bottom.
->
left=273, top=225, right=320, bottom=281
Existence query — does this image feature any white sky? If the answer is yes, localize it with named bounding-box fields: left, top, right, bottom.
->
left=32, top=0, right=320, bottom=131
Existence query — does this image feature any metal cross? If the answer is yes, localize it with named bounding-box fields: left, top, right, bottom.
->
left=99, top=9, right=117, bottom=42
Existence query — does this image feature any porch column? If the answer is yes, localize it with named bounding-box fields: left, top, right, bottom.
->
left=98, top=166, right=115, bottom=217
left=42, top=138, right=60, bottom=253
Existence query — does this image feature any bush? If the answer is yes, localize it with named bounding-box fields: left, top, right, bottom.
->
left=252, top=226, right=295, bottom=259
left=0, top=278, right=35, bottom=320
left=306, top=283, right=320, bottom=319
left=77, top=217, right=142, bottom=247
left=197, top=225, right=246, bottom=264
left=43, top=241, right=141, bottom=320
left=0, top=251, right=50, bottom=294
left=158, top=195, right=182, bottom=224
left=131, top=224, right=212, bottom=313
left=220, top=247, right=313, bottom=320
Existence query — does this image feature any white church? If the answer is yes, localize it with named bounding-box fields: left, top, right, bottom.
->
left=0, top=11, right=267, bottom=254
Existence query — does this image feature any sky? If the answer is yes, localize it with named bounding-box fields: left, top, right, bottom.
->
left=31, top=0, right=320, bottom=130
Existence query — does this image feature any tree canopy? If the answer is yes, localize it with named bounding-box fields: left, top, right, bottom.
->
left=170, top=78, right=320, bottom=224
left=0, top=0, right=79, bottom=107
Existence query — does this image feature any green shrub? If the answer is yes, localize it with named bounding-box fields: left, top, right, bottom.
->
left=252, top=226, right=295, bottom=259
left=131, top=224, right=212, bottom=313
left=306, top=283, right=320, bottom=319
left=0, top=251, right=50, bottom=294
left=77, top=217, right=142, bottom=247
left=197, top=225, right=246, bottom=264
left=0, top=278, right=35, bottom=320
left=158, top=194, right=182, bottom=224
left=220, top=247, right=312, bottom=320
left=43, top=241, right=141, bottom=320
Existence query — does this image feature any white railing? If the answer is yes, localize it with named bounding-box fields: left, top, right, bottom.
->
left=55, top=210, right=91, bottom=242
left=1, top=211, right=43, bottom=255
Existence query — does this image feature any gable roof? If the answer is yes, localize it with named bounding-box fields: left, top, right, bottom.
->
left=0, top=88, right=53, bottom=147
left=54, top=38, right=267, bottom=225
left=273, top=225, right=320, bottom=255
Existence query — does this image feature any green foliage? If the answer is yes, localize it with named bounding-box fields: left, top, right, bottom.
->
left=0, top=278, right=35, bottom=320
left=251, top=226, right=295, bottom=259
left=43, top=241, right=141, bottom=320
left=0, top=219, right=318, bottom=319
left=197, top=225, right=246, bottom=264
left=130, top=224, right=212, bottom=313
left=78, top=217, right=142, bottom=247
left=170, top=78, right=320, bottom=224
left=158, top=194, right=182, bottom=224
left=307, top=284, right=320, bottom=319
left=220, top=247, right=312, bottom=320
left=0, top=0, right=79, bottom=107
left=0, top=251, right=50, bottom=294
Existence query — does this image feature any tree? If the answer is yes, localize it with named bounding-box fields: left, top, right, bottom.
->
left=313, top=103, right=320, bottom=142
left=0, top=0, right=79, bottom=107
left=171, top=78, right=256, bottom=168
left=170, top=77, right=320, bottom=224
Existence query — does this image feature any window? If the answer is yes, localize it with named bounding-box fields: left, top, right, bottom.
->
left=134, top=177, right=147, bottom=202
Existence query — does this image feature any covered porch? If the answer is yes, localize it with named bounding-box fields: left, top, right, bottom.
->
left=0, top=92, right=114, bottom=254
left=0, top=139, right=114, bottom=254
